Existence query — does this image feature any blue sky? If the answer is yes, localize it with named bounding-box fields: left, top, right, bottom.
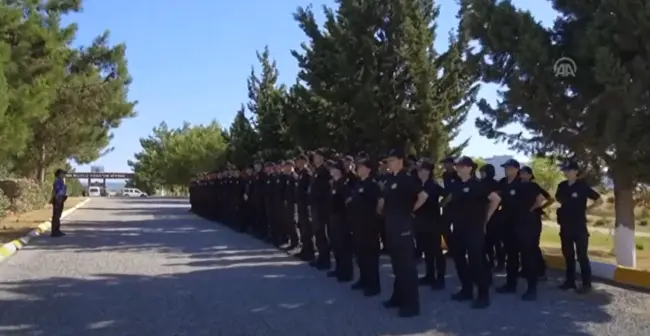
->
left=70, top=0, right=557, bottom=173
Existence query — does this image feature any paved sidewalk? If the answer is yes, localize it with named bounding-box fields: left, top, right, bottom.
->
left=0, top=198, right=648, bottom=336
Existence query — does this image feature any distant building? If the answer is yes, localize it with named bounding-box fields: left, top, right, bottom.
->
left=483, top=155, right=515, bottom=180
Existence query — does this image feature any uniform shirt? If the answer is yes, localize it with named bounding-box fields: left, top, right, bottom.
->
left=555, top=179, right=600, bottom=225
left=347, top=177, right=381, bottom=219
left=448, top=177, right=489, bottom=229
left=330, top=177, right=349, bottom=215
left=311, top=164, right=331, bottom=202
left=442, top=170, right=460, bottom=196
left=498, top=177, right=520, bottom=220
left=284, top=173, right=297, bottom=203
left=415, top=179, right=443, bottom=218
left=382, top=170, right=422, bottom=217
left=296, top=168, right=311, bottom=204
left=53, top=178, right=67, bottom=197
left=513, top=181, right=545, bottom=218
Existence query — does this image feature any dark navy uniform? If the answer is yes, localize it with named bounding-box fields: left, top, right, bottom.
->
left=295, top=164, right=315, bottom=260
left=555, top=176, right=600, bottom=291
left=381, top=169, right=421, bottom=317
left=310, top=161, right=332, bottom=269
left=496, top=166, right=521, bottom=291
left=283, top=167, right=299, bottom=249
left=448, top=172, right=492, bottom=308
left=328, top=170, right=353, bottom=282
left=414, top=175, right=445, bottom=288
left=349, top=175, right=382, bottom=296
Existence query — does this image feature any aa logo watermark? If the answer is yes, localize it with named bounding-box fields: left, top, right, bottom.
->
left=554, top=57, right=576, bottom=77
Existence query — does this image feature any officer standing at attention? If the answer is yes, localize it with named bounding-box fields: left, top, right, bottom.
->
left=251, top=161, right=265, bottom=239
left=496, top=164, right=550, bottom=301
left=282, top=160, right=300, bottom=250
left=295, top=154, right=315, bottom=261
left=447, top=157, right=501, bottom=309
left=414, top=159, right=446, bottom=289
left=327, top=159, right=354, bottom=282
left=495, top=159, right=522, bottom=294
left=479, top=164, right=505, bottom=271
left=440, top=156, right=460, bottom=256
left=263, top=163, right=276, bottom=243
left=309, top=149, right=333, bottom=270
left=378, top=148, right=428, bottom=318
left=555, top=161, right=602, bottom=294
left=348, top=153, right=382, bottom=296
left=518, top=166, right=554, bottom=281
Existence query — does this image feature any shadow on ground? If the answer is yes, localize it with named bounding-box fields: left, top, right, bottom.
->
left=0, top=200, right=628, bottom=336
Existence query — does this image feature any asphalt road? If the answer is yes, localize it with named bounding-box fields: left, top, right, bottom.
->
left=0, top=198, right=649, bottom=336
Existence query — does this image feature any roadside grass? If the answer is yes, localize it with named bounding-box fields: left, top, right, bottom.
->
left=540, top=225, right=650, bottom=270
left=0, top=197, right=86, bottom=244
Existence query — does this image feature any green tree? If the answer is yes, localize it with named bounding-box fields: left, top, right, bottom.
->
left=292, top=0, right=477, bottom=158
left=461, top=0, right=650, bottom=266
left=529, top=157, right=563, bottom=193
left=226, top=105, right=259, bottom=167
left=129, top=121, right=228, bottom=193
left=247, top=47, right=290, bottom=160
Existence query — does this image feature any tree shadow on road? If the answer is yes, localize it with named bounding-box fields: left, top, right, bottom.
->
left=0, top=208, right=631, bottom=335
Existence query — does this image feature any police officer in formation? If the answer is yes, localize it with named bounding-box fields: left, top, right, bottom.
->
left=188, top=150, right=602, bottom=317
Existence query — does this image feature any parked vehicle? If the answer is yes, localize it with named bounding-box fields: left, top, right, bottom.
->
left=88, top=186, right=101, bottom=197
left=122, top=188, right=147, bottom=197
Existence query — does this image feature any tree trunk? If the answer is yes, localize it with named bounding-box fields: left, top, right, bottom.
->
left=612, top=173, right=636, bottom=267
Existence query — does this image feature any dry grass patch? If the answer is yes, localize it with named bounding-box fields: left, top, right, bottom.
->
left=0, top=197, right=86, bottom=244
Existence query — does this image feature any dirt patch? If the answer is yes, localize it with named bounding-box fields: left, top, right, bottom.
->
left=0, top=197, right=86, bottom=244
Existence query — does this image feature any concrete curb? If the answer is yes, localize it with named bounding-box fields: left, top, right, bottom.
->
left=0, top=198, right=90, bottom=263
left=543, top=253, right=650, bottom=290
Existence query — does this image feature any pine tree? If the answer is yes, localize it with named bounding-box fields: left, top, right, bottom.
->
left=227, top=105, right=260, bottom=167
left=461, top=0, right=650, bottom=266
left=247, top=46, right=290, bottom=160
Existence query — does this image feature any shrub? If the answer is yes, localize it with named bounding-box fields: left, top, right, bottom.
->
left=640, top=220, right=648, bottom=227
left=0, top=179, right=50, bottom=213
left=593, top=219, right=607, bottom=227
left=0, top=189, right=10, bottom=218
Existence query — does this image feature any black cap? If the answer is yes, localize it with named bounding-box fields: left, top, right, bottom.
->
left=343, top=155, right=354, bottom=162
left=326, top=159, right=344, bottom=172
left=560, top=161, right=580, bottom=171
left=440, top=156, right=455, bottom=164
left=264, top=162, right=274, bottom=167
left=418, top=159, right=434, bottom=171
left=520, top=166, right=535, bottom=179
left=500, top=159, right=520, bottom=169
left=253, top=160, right=262, bottom=166
left=355, top=152, right=373, bottom=169
left=385, top=148, right=405, bottom=159
left=54, top=169, right=67, bottom=176
left=454, top=156, right=475, bottom=167
left=284, top=160, right=295, bottom=166
left=296, top=153, right=308, bottom=162
left=407, top=154, right=418, bottom=162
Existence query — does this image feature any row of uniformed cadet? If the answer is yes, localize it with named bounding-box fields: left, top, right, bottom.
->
left=189, top=149, right=602, bottom=317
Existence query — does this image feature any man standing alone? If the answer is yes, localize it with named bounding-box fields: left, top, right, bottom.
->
left=51, top=169, right=67, bottom=237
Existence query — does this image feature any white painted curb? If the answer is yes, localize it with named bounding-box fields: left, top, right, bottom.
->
left=0, top=198, right=90, bottom=263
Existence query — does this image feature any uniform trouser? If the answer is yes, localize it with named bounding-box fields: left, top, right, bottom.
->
left=522, top=216, right=547, bottom=277
left=440, top=211, right=454, bottom=253
left=354, top=230, right=381, bottom=293
left=330, top=213, right=353, bottom=279
left=254, top=200, right=267, bottom=236
left=516, top=223, right=539, bottom=291
left=414, top=215, right=446, bottom=283
left=485, top=218, right=505, bottom=267
left=560, top=229, right=591, bottom=285
left=239, top=201, right=252, bottom=231
left=451, top=227, right=489, bottom=297
left=283, top=201, right=299, bottom=244
left=502, top=219, right=521, bottom=286
left=386, top=216, right=420, bottom=313
left=297, top=204, right=314, bottom=255
left=311, top=203, right=331, bottom=264
left=265, top=201, right=275, bottom=239
left=51, top=198, right=65, bottom=233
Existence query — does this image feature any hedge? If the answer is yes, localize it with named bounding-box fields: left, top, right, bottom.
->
left=0, top=178, right=50, bottom=215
